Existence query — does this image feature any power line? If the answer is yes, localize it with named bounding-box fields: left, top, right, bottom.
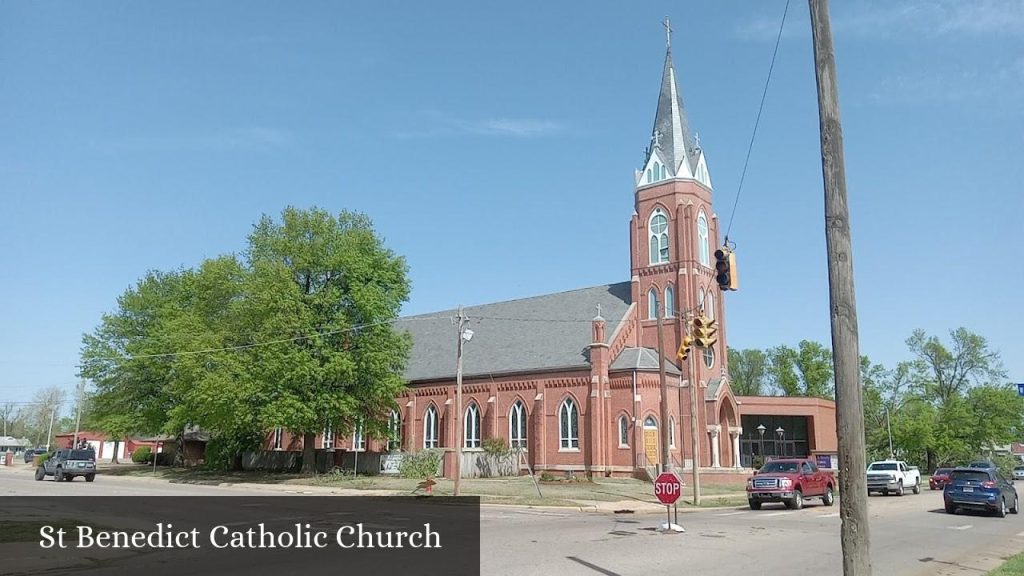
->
left=724, top=0, right=791, bottom=242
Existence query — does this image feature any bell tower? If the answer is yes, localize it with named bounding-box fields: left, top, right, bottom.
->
left=628, top=17, right=727, bottom=389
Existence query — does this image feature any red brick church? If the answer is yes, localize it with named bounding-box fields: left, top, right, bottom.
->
left=265, top=32, right=838, bottom=481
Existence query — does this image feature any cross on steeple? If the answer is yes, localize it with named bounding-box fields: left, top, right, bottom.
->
left=663, top=16, right=673, bottom=49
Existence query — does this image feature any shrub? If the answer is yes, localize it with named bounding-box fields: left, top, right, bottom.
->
left=131, top=447, right=152, bottom=464
left=482, top=438, right=510, bottom=457
left=540, top=472, right=556, bottom=482
left=399, top=449, right=442, bottom=479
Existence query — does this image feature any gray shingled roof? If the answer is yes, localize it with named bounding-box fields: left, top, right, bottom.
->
left=397, top=282, right=632, bottom=382
left=705, top=377, right=724, bottom=401
left=610, top=348, right=681, bottom=375
left=646, top=47, right=698, bottom=176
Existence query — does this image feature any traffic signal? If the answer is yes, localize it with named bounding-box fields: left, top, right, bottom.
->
left=714, top=247, right=738, bottom=291
left=677, top=335, right=694, bottom=361
left=692, top=316, right=718, bottom=349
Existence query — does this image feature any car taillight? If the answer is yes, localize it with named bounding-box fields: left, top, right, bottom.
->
left=982, top=481, right=997, bottom=488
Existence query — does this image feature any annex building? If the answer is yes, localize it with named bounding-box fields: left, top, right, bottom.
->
left=262, top=33, right=839, bottom=482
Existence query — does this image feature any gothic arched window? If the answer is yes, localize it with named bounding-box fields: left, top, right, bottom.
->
left=559, top=398, right=579, bottom=449
left=665, top=285, right=675, bottom=318
left=649, top=209, right=669, bottom=265
left=697, top=211, right=710, bottom=267
left=423, top=405, right=439, bottom=449
left=648, top=288, right=658, bottom=319
left=618, top=415, right=629, bottom=447
left=509, top=400, right=527, bottom=449
left=464, top=403, right=481, bottom=448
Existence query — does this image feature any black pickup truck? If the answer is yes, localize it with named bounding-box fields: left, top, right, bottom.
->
left=34, top=449, right=97, bottom=482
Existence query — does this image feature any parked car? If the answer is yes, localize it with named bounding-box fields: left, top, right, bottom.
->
left=1013, top=466, right=1024, bottom=481
left=944, top=467, right=1019, bottom=517
left=968, top=460, right=997, bottom=470
left=866, top=460, right=921, bottom=496
left=22, top=448, right=46, bottom=464
left=34, top=449, right=96, bottom=482
left=930, top=468, right=954, bottom=490
left=746, top=458, right=836, bottom=510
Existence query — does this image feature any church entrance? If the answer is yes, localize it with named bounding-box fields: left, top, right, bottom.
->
left=643, top=416, right=659, bottom=466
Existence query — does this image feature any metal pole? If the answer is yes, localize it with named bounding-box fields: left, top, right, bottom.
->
left=809, top=1, right=872, bottom=573
left=886, top=406, right=894, bottom=458
left=454, top=305, right=465, bottom=497
left=73, top=378, right=84, bottom=448
left=686, top=316, right=701, bottom=505
left=45, top=408, right=55, bottom=452
left=656, top=301, right=670, bottom=473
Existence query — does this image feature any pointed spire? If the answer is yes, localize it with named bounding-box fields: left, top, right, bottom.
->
left=645, top=17, right=698, bottom=179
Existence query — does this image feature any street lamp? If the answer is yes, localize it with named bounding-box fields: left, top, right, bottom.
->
left=776, top=427, right=785, bottom=457
left=757, top=424, right=766, bottom=462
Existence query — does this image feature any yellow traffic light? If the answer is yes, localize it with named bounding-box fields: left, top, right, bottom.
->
left=714, top=247, right=739, bottom=291
left=677, top=335, right=694, bottom=361
left=692, top=316, right=718, bottom=349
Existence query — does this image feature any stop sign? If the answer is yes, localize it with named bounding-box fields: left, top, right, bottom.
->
left=654, top=471, right=682, bottom=505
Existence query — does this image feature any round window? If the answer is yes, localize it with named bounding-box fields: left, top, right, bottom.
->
left=703, top=347, right=715, bottom=369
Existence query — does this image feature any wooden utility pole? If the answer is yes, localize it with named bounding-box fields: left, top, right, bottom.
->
left=454, top=305, right=466, bottom=497
left=809, top=1, right=871, bottom=574
left=656, top=302, right=670, bottom=473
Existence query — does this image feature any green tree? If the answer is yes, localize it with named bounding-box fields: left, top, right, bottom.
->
left=241, top=207, right=412, bottom=473
left=907, top=328, right=1006, bottom=405
left=767, top=341, right=834, bottom=399
left=727, top=348, right=769, bottom=396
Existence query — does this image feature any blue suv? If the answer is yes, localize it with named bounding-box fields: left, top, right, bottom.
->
left=944, top=467, right=1019, bottom=517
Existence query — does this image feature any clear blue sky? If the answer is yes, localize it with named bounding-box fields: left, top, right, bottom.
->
left=2, top=1, right=1022, bottom=409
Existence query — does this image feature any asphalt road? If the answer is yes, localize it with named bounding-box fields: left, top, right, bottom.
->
left=4, top=464, right=1024, bottom=576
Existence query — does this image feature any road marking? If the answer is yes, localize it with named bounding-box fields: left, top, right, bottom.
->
left=715, top=511, right=747, bottom=516
left=949, top=525, right=973, bottom=530
left=761, top=511, right=793, bottom=517
left=819, top=512, right=840, bottom=518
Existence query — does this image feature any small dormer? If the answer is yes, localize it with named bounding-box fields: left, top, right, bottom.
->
left=692, top=148, right=712, bottom=190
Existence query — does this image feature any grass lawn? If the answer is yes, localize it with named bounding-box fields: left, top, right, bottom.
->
left=989, top=551, right=1024, bottom=576
left=98, top=464, right=747, bottom=508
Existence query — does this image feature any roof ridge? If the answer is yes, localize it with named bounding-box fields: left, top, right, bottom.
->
left=398, top=281, right=630, bottom=320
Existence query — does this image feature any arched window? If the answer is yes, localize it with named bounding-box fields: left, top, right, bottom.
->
left=643, top=416, right=657, bottom=428
left=665, top=285, right=675, bottom=318
left=669, top=417, right=676, bottom=448
left=648, top=288, right=658, bottom=319
left=559, top=398, right=579, bottom=449
left=423, top=406, right=439, bottom=449
left=464, top=403, right=481, bottom=448
left=352, top=421, right=365, bottom=451
left=388, top=410, right=401, bottom=452
left=654, top=161, right=661, bottom=182
left=273, top=427, right=283, bottom=450
left=661, top=164, right=668, bottom=180
left=322, top=424, right=334, bottom=450
left=704, top=346, right=716, bottom=369
left=697, top=211, right=710, bottom=267
left=649, top=209, right=669, bottom=264
left=698, top=288, right=706, bottom=317
left=509, top=401, right=527, bottom=450
left=618, top=415, right=629, bottom=447
left=646, top=168, right=652, bottom=183
left=706, top=292, right=715, bottom=321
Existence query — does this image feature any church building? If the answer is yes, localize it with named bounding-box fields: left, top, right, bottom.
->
left=263, top=28, right=839, bottom=482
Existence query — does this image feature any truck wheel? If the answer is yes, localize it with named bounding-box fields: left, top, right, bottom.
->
left=895, top=481, right=904, bottom=497
left=34, top=466, right=45, bottom=481
left=85, top=474, right=95, bottom=483
left=63, top=473, right=73, bottom=482
left=912, top=479, right=921, bottom=495
left=787, top=489, right=803, bottom=510
left=749, top=500, right=762, bottom=510
left=53, top=467, right=63, bottom=482
left=822, top=487, right=835, bottom=506
left=1011, top=496, right=1019, bottom=514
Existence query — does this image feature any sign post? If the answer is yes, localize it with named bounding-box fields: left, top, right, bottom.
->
left=654, top=471, right=685, bottom=533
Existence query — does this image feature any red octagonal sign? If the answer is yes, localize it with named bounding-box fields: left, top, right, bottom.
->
left=654, top=471, right=682, bottom=505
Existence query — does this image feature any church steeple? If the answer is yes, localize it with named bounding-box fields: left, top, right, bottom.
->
left=640, top=17, right=703, bottom=185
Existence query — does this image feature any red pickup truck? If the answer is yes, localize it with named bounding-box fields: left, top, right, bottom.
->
left=746, top=458, right=836, bottom=510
